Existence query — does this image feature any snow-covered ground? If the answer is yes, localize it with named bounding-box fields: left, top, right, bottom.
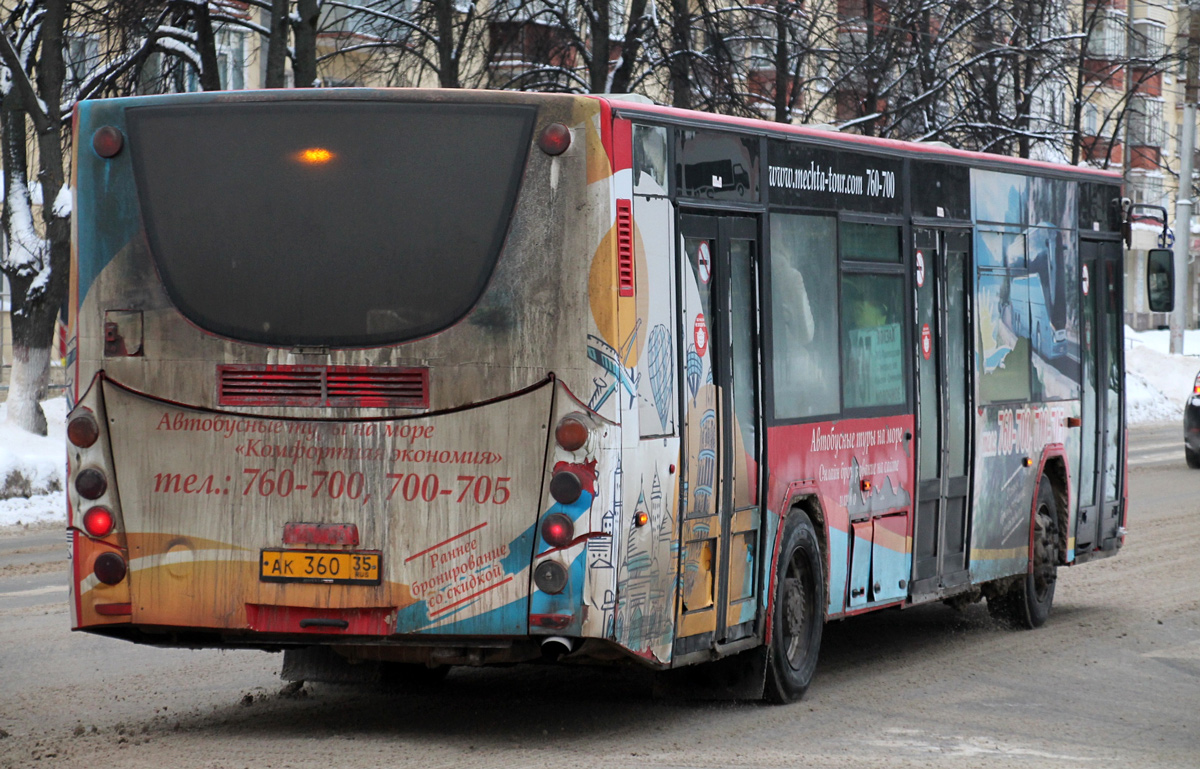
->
left=0, top=328, right=1196, bottom=528
left=0, top=396, right=67, bottom=528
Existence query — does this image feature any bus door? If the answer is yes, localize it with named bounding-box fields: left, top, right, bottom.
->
left=912, top=228, right=973, bottom=596
left=1076, top=240, right=1124, bottom=552
left=674, top=214, right=763, bottom=656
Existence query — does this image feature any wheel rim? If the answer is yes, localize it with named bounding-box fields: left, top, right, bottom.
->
left=782, top=549, right=813, bottom=670
left=1032, top=504, right=1057, bottom=602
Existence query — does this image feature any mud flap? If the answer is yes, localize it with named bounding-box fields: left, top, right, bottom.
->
left=281, top=646, right=382, bottom=684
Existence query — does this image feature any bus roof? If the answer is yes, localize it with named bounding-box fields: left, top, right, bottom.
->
left=592, top=96, right=1123, bottom=184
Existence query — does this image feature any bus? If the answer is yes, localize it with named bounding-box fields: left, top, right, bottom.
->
left=66, top=88, right=1133, bottom=702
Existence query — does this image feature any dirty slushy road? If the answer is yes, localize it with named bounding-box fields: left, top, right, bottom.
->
left=1, top=424, right=1197, bottom=769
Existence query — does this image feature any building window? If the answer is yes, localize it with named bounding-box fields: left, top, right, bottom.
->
left=64, top=34, right=100, bottom=97
left=1128, top=96, right=1164, bottom=147
left=1087, top=12, right=1127, bottom=59
left=1131, top=19, right=1166, bottom=62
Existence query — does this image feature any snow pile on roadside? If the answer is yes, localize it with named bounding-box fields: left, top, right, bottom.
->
left=0, top=397, right=66, bottom=527
left=1124, top=327, right=1200, bottom=425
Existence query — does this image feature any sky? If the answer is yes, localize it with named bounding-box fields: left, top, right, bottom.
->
left=2, top=328, right=1197, bottom=528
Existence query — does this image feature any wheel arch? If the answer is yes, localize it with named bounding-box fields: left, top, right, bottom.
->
left=765, top=492, right=830, bottom=645
left=1036, top=446, right=1070, bottom=565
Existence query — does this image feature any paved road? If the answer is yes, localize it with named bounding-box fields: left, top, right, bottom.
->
left=1, top=428, right=1196, bottom=768
left=1127, top=422, right=1185, bottom=470
left=0, top=528, right=69, bottom=611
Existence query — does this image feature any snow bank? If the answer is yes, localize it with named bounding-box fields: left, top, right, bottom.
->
left=1123, top=327, right=1200, bottom=425
left=0, top=396, right=66, bottom=527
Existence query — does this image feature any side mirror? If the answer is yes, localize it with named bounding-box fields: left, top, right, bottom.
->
left=1146, top=248, right=1175, bottom=313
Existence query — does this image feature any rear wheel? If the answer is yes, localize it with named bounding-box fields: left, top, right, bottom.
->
left=764, top=513, right=825, bottom=703
left=988, top=479, right=1059, bottom=629
left=1186, top=446, right=1200, bottom=469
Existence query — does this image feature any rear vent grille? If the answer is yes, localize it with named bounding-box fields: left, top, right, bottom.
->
left=219, top=365, right=429, bottom=408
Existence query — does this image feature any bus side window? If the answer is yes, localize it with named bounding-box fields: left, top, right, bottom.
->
left=769, top=213, right=840, bottom=419
left=839, top=223, right=906, bottom=411
left=633, top=125, right=668, bottom=196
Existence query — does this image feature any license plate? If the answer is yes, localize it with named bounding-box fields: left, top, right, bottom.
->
left=260, top=549, right=382, bottom=585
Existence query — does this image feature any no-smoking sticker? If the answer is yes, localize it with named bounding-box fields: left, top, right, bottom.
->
left=921, top=323, right=932, bottom=360
left=697, top=242, right=712, bottom=284
left=915, top=250, right=926, bottom=288
left=694, top=314, right=709, bottom=357
left=1081, top=264, right=1090, bottom=296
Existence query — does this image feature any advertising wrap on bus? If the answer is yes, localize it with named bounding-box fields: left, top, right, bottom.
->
left=67, top=87, right=1131, bottom=703
left=85, top=379, right=551, bottom=636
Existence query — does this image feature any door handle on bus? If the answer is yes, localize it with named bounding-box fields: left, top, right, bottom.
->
left=299, top=618, right=350, bottom=629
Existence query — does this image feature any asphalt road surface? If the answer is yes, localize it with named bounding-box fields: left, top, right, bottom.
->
left=1, top=423, right=1197, bottom=769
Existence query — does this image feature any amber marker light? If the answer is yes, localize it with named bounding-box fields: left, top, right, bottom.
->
left=634, top=511, right=649, bottom=527
left=296, top=147, right=335, bottom=165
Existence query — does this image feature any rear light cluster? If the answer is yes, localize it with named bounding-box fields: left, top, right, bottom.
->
left=68, top=406, right=129, bottom=588
left=1193, top=373, right=1200, bottom=395
left=532, top=413, right=599, bottom=598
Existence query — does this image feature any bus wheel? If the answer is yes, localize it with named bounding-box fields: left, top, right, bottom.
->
left=988, top=480, right=1059, bottom=629
left=764, top=513, right=825, bottom=704
left=1186, top=446, right=1200, bottom=469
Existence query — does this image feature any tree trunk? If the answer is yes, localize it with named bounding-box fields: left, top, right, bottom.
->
left=669, top=0, right=692, bottom=108
left=293, top=0, right=320, bottom=87
left=589, top=1, right=611, bottom=93
left=610, top=0, right=647, bottom=95
left=1, top=0, right=70, bottom=435
left=265, top=0, right=290, bottom=87
left=5, top=345, right=51, bottom=435
left=194, top=1, right=223, bottom=90
left=434, top=0, right=459, bottom=88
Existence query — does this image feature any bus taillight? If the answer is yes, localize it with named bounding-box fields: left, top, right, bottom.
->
left=75, top=468, right=108, bottom=500
left=68, top=413, right=100, bottom=448
left=92, top=126, right=123, bottom=158
left=540, top=512, right=574, bottom=548
left=549, top=470, right=582, bottom=505
left=82, top=507, right=116, bottom=538
left=533, top=560, right=568, bottom=594
left=554, top=416, right=589, bottom=451
left=538, top=123, right=571, bottom=156
left=93, top=552, right=128, bottom=585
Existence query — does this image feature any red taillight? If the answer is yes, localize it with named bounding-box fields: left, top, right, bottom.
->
left=549, top=471, right=582, bottom=505
left=1193, top=374, right=1200, bottom=395
left=92, top=126, right=124, bottom=158
left=75, top=468, right=108, bottom=500
left=82, top=507, right=115, bottom=538
left=67, top=414, right=100, bottom=448
left=555, top=416, right=589, bottom=452
left=93, top=552, right=127, bottom=585
left=540, top=512, right=574, bottom=548
left=538, top=123, right=571, bottom=156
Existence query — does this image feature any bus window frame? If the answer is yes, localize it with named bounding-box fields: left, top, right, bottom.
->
left=837, top=212, right=914, bottom=420
left=762, top=206, right=842, bottom=426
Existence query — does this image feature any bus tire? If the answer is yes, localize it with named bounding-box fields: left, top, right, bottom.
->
left=989, top=479, right=1059, bottom=629
left=764, top=513, right=825, bottom=704
left=1186, top=446, right=1200, bottom=469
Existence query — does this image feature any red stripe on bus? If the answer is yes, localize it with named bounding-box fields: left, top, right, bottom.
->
left=404, top=522, right=489, bottom=564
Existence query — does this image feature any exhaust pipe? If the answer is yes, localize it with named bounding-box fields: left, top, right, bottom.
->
left=540, top=636, right=575, bottom=660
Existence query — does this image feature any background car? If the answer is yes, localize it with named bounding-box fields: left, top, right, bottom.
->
left=1185, top=372, right=1200, bottom=468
